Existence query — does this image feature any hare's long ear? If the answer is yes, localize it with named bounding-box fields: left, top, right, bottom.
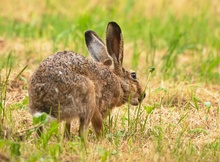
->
left=85, top=30, right=112, bottom=66
left=106, top=22, right=124, bottom=66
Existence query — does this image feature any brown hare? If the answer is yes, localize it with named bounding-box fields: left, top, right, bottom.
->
left=28, top=22, right=145, bottom=140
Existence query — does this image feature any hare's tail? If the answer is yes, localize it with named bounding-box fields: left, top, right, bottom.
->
left=33, top=112, right=56, bottom=123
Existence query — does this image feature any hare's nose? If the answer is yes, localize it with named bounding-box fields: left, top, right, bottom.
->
left=138, top=93, right=146, bottom=102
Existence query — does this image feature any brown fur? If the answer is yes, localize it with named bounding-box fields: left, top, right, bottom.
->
left=28, top=22, right=145, bottom=139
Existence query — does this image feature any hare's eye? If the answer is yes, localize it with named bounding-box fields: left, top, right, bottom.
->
left=131, top=72, right=137, bottom=79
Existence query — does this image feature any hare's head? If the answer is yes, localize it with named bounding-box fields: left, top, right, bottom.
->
left=85, top=22, right=145, bottom=106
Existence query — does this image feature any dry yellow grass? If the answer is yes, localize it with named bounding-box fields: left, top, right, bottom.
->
left=1, top=41, right=219, bottom=161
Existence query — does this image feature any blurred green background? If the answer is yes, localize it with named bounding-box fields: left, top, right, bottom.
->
left=0, top=0, right=219, bottom=83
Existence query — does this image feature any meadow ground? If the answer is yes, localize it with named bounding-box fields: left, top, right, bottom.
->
left=0, top=0, right=220, bottom=161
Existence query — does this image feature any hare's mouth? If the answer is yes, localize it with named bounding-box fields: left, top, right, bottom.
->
left=129, top=93, right=145, bottom=106
left=130, top=98, right=140, bottom=106
left=123, top=95, right=142, bottom=106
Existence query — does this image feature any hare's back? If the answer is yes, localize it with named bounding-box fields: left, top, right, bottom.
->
left=31, top=51, right=89, bottom=83
left=28, top=51, right=96, bottom=117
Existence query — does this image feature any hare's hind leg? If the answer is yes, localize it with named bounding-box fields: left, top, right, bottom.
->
left=72, top=76, right=96, bottom=140
left=64, top=122, right=71, bottom=139
left=78, top=91, right=96, bottom=140
left=36, top=126, right=43, bottom=137
left=79, top=115, right=92, bottom=141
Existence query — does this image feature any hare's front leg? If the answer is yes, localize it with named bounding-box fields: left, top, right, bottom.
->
left=91, top=109, right=103, bottom=137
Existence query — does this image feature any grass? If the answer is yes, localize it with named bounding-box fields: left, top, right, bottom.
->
left=0, top=0, right=220, bottom=161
